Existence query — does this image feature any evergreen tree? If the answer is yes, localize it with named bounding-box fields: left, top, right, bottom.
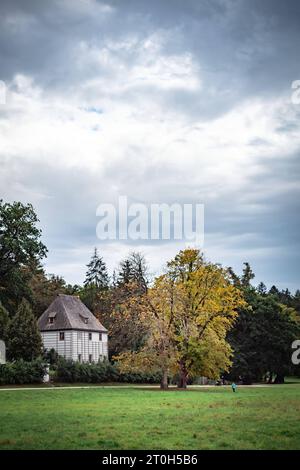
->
left=257, top=282, right=267, bottom=295
left=0, top=301, right=9, bottom=340
left=269, top=285, right=280, bottom=298
left=129, top=251, right=149, bottom=293
left=117, top=259, right=134, bottom=287
left=7, top=299, right=43, bottom=361
left=84, top=248, right=109, bottom=289
left=241, top=262, right=255, bottom=287
left=227, top=286, right=300, bottom=384
left=117, top=252, right=148, bottom=292
left=293, top=290, right=300, bottom=315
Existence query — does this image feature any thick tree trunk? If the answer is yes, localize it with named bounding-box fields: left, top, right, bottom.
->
left=178, top=361, right=188, bottom=389
left=160, top=370, right=169, bottom=390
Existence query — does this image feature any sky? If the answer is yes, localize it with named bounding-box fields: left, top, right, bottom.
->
left=0, top=0, right=300, bottom=290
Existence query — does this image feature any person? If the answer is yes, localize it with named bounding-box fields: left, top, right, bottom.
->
left=231, top=382, right=237, bottom=393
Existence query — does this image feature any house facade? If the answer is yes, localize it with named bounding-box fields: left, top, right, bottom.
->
left=38, top=294, right=108, bottom=363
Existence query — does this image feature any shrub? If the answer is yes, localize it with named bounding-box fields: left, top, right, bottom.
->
left=0, top=358, right=47, bottom=385
left=54, top=358, right=161, bottom=384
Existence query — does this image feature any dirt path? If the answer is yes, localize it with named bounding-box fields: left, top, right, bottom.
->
left=0, top=383, right=277, bottom=392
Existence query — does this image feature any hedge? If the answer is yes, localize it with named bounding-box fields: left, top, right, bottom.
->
left=0, top=358, right=162, bottom=385
left=0, top=359, right=47, bottom=385
left=54, top=358, right=162, bottom=384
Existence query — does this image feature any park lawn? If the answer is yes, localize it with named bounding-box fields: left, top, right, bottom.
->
left=0, top=385, right=300, bottom=450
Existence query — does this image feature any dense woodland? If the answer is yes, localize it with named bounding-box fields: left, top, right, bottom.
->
left=0, top=199, right=299, bottom=388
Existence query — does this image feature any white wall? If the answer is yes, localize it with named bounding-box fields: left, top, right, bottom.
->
left=41, top=330, right=108, bottom=362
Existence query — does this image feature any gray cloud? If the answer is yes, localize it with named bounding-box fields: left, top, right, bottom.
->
left=0, top=0, right=300, bottom=290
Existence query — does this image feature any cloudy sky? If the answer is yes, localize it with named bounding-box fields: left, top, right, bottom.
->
left=1, top=0, right=300, bottom=290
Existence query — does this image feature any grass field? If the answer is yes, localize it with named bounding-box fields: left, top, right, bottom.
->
left=0, top=384, right=300, bottom=450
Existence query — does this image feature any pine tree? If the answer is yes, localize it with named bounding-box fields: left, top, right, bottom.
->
left=84, top=248, right=109, bottom=289
left=269, top=285, right=280, bottom=297
left=0, top=301, right=9, bottom=341
left=7, top=299, right=43, bottom=361
left=257, top=282, right=267, bottom=295
left=117, top=252, right=148, bottom=292
left=241, top=262, right=255, bottom=287
left=117, top=259, right=134, bottom=286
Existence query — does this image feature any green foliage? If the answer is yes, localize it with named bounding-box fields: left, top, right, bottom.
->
left=0, top=358, right=46, bottom=385
left=117, top=252, right=148, bottom=293
left=0, top=301, right=9, bottom=340
left=29, top=269, right=67, bottom=318
left=7, top=299, right=43, bottom=361
left=43, top=348, right=60, bottom=365
left=0, top=200, right=47, bottom=313
left=166, top=249, right=245, bottom=387
left=84, top=248, right=109, bottom=290
left=227, top=289, right=300, bottom=384
left=54, top=357, right=161, bottom=384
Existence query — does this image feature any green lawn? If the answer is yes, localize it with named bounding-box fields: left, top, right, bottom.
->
left=0, top=385, right=300, bottom=450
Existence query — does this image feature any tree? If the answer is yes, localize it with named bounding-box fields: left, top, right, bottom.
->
left=128, top=252, right=149, bottom=293
left=117, top=259, right=133, bottom=286
left=29, top=267, right=67, bottom=317
left=0, top=301, right=9, bottom=340
left=257, top=282, right=267, bottom=295
left=269, top=285, right=280, bottom=298
left=117, top=252, right=149, bottom=293
left=84, top=248, right=109, bottom=289
left=81, top=248, right=109, bottom=312
left=0, top=200, right=47, bottom=313
left=166, top=249, right=245, bottom=388
left=241, top=262, right=255, bottom=288
left=7, top=299, right=43, bottom=361
left=226, top=270, right=300, bottom=384
left=105, top=282, right=148, bottom=359
left=115, top=275, right=177, bottom=389
left=116, top=249, right=245, bottom=389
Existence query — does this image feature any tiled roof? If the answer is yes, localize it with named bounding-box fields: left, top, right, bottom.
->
left=38, top=294, right=107, bottom=332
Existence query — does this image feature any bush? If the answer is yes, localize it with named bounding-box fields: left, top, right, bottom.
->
left=0, top=358, right=47, bottom=385
left=43, top=348, right=60, bottom=366
left=54, top=358, right=162, bottom=384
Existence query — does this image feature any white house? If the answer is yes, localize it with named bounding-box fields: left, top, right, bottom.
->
left=38, top=294, right=108, bottom=363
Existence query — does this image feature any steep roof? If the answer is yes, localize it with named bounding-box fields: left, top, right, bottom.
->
left=38, top=294, right=107, bottom=333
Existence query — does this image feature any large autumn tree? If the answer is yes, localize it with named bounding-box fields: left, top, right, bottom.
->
left=116, top=249, right=245, bottom=389
left=115, top=275, right=178, bottom=389
left=166, top=249, right=245, bottom=387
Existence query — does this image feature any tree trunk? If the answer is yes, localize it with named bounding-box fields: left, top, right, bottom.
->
left=178, top=361, right=188, bottom=389
left=160, top=369, right=169, bottom=390
left=268, top=373, right=273, bottom=384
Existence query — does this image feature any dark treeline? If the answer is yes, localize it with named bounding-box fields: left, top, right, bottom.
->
left=0, top=200, right=299, bottom=384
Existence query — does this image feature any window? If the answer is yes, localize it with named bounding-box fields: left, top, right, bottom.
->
left=88, top=332, right=92, bottom=340
left=99, top=333, right=102, bottom=341
left=89, top=354, right=92, bottom=363
left=78, top=332, right=82, bottom=340
left=59, top=332, right=65, bottom=341
left=48, top=313, right=56, bottom=324
left=78, top=354, right=82, bottom=363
